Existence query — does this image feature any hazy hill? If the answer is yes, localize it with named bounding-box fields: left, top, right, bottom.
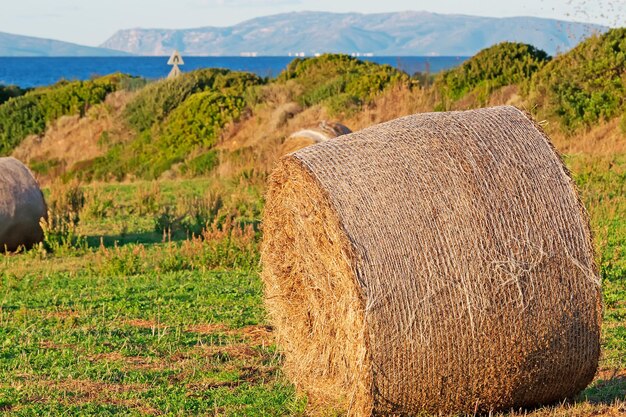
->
left=100, top=11, right=606, bottom=57
left=0, top=31, right=130, bottom=57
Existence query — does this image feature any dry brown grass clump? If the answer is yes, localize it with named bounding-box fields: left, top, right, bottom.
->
left=262, top=106, right=602, bottom=416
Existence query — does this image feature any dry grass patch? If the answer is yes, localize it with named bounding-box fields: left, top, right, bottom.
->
left=186, top=323, right=229, bottom=334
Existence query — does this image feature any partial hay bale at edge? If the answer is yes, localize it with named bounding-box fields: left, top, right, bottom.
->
left=0, top=157, right=47, bottom=252
left=261, top=106, right=601, bottom=416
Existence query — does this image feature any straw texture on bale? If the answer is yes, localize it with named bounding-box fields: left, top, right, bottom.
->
left=261, top=106, right=601, bottom=416
left=0, top=157, right=47, bottom=252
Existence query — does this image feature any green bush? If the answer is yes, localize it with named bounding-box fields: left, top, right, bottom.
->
left=0, top=85, right=26, bottom=105
left=72, top=69, right=264, bottom=181
left=0, top=77, right=120, bottom=155
left=83, top=85, right=250, bottom=181
left=130, top=91, right=245, bottom=179
left=183, top=151, right=220, bottom=176
left=36, top=79, right=115, bottom=121
left=434, top=42, right=550, bottom=107
left=278, top=54, right=407, bottom=114
left=124, top=69, right=262, bottom=132
left=0, top=94, right=46, bottom=155
left=529, top=29, right=626, bottom=132
left=162, top=92, right=245, bottom=150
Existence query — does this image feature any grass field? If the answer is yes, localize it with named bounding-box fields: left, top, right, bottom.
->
left=0, top=152, right=624, bottom=416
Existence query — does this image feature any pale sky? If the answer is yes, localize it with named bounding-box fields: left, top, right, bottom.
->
left=1, top=0, right=624, bottom=46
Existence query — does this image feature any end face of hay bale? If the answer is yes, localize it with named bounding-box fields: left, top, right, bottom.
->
left=262, top=106, right=601, bottom=415
left=262, top=157, right=373, bottom=415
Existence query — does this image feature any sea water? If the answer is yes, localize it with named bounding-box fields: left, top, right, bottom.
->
left=0, top=56, right=467, bottom=88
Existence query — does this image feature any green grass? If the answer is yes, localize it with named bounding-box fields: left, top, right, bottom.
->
left=0, top=267, right=303, bottom=416
left=0, top=174, right=299, bottom=415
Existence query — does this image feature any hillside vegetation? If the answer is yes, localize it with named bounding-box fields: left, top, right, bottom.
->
left=0, top=84, right=25, bottom=105
left=3, top=30, right=624, bottom=180
left=78, top=69, right=263, bottom=181
left=277, top=54, right=408, bottom=115
left=434, top=42, right=550, bottom=108
left=0, top=75, right=133, bottom=155
left=529, top=28, right=626, bottom=131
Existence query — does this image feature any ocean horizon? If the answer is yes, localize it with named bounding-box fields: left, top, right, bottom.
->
left=0, top=56, right=468, bottom=88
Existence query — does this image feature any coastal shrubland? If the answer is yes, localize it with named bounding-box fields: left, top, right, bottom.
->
left=77, top=69, right=263, bottom=181
left=0, top=75, right=128, bottom=155
left=0, top=84, right=26, bottom=105
left=277, top=53, right=410, bottom=116
left=434, top=42, right=550, bottom=108
left=123, top=69, right=260, bottom=132
left=528, top=28, right=626, bottom=132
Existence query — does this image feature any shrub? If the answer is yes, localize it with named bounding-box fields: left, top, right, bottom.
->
left=529, top=28, right=626, bottom=132
left=76, top=70, right=261, bottom=181
left=278, top=54, right=408, bottom=114
left=36, top=79, right=117, bottom=121
left=0, top=77, right=121, bottom=155
left=161, top=92, right=245, bottom=151
left=182, top=151, right=220, bottom=176
left=132, top=91, right=245, bottom=179
left=86, top=90, right=248, bottom=181
left=434, top=42, right=550, bottom=107
left=0, top=94, right=46, bottom=155
left=0, top=85, right=26, bottom=105
left=124, top=69, right=262, bottom=132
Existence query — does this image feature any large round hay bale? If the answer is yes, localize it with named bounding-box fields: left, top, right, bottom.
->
left=261, top=106, right=601, bottom=415
left=0, top=157, right=47, bottom=252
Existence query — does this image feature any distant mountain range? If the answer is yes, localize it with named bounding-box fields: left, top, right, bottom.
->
left=101, top=11, right=607, bottom=57
left=0, top=31, right=129, bottom=57
left=0, top=12, right=608, bottom=58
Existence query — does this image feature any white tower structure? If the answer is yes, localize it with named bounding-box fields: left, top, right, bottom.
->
left=167, top=50, right=184, bottom=79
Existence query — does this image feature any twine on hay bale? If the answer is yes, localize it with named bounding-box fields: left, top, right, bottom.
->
left=261, top=106, right=601, bottom=416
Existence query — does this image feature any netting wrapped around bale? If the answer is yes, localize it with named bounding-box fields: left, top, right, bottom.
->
left=261, top=106, right=601, bottom=416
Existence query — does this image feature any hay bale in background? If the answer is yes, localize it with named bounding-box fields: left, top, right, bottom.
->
left=271, top=102, right=302, bottom=129
left=281, top=121, right=352, bottom=154
left=262, top=106, right=601, bottom=415
left=0, top=157, right=47, bottom=252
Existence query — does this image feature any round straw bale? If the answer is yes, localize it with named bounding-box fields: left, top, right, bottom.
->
left=261, top=106, right=601, bottom=415
left=281, top=121, right=352, bottom=154
left=0, top=157, right=47, bottom=252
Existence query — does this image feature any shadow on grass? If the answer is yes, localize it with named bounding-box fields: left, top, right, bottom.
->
left=582, top=371, right=626, bottom=404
